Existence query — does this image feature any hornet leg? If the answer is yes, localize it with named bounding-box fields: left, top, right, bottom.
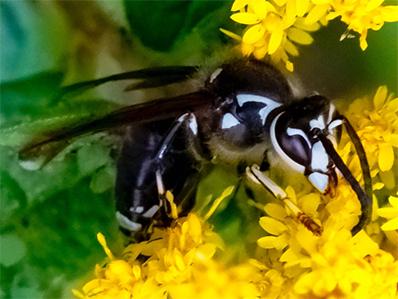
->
left=246, top=164, right=323, bottom=235
left=153, top=113, right=202, bottom=217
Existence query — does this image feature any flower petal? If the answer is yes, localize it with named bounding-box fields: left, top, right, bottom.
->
left=284, top=39, right=299, bottom=56
left=264, top=203, right=287, bottom=220
left=257, top=235, right=288, bottom=250
left=287, top=27, right=313, bottom=45
left=305, top=4, right=329, bottom=25
left=268, top=29, right=284, bottom=54
left=378, top=143, right=394, bottom=171
left=242, top=24, right=265, bottom=44
left=251, top=0, right=275, bottom=18
left=373, top=85, right=388, bottom=110
left=366, top=0, right=384, bottom=11
left=259, top=216, right=287, bottom=235
left=381, top=218, right=398, bottom=231
left=231, top=0, right=249, bottom=11
left=377, top=207, right=398, bottom=219
left=380, top=6, right=398, bottom=22
left=219, top=28, right=242, bottom=41
left=231, top=12, right=261, bottom=25
left=389, top=195, right=398, bottom=207
left=296, top=0, right=310, bottom=17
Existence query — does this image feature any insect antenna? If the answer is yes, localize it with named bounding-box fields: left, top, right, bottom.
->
left=340, top=116, right=372, bottom=199
left=317, top=133, right=372, bottom=235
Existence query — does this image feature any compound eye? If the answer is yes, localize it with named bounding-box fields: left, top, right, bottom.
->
left=277, top=130, right=311, bottom=167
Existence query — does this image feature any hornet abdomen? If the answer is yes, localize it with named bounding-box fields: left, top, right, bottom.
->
left=115, top=120, right=200, bottom=238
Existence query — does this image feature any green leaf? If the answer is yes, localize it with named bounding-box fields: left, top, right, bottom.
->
left=123, top=0, right=229, bottom=51
left=0, top=72, right=64, bottom=123
left=0, top=114, right=88, bottom=148
left=90, top=165, right=116, bottom=194
left=11, top=287, right=42, bottom=299
left=77, top=143, right=111, bottom=175
left=0, top=234, right=26, bottom=267
left=18, top=181, right=119, bottom=279
left=0, top=171, right=25, bottom=222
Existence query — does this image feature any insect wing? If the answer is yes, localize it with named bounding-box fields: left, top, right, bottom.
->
left=57, top=66, right=198, bottom=98
left=20, top=91, right=213, bottom=166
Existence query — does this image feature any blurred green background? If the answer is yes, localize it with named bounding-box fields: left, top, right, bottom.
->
left=0, top=1, right=397, bottom=298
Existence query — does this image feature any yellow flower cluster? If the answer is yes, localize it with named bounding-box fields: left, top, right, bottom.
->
left=73, top=214, right=264, bottom=299
left=73, top=189, right=264, bottom=299
left=258, top=184, right=398, bottom=298
left=345, top=86, right=398, bottom=188
left=74, top=86, right=398, bottom=298
left=223, top=0, right=398, bottom=71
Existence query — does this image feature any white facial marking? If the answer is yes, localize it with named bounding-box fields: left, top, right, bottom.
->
left=286, top=127, right=311, bottom=147
left=328, top=119, right=343, bottom=132
left=270, top=113, right=305, bottom=173
left=221, top=113, right=240, bottom=129
left=310, top=115, right=326, bottom=130
left=308, top=172, right=329, bottom=193
left=327, top=104, right=336, bottom=123
left=311, top=141, right=329, bottom=172
left=115, top=211, right=142, bottom=231
left=209, top=68, right=222, bottom=83
left=142, top=205, right=160, bottom=218
left=130, top=206, right=144, bottom=214
left=236, top=94, right=281, bottom=124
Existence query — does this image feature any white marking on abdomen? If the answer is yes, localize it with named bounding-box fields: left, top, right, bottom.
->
left=142, top=205, right=160, bottom=218
left=116, top=211, right=142, bottom=231
left=130, top=206, right=144, bottom=214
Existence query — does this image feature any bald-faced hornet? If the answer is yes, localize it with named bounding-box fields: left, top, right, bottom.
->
left=20, top=59, right=372, bottom=239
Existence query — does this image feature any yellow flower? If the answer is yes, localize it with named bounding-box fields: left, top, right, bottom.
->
left=257, top=185, right=398, bottom=298
left=293, top=229, right=398, bottom=299
left=73, top=189, right=265, bottom=299
left=378, top=194, right=398, bottom=231
left=224, top=0, right=398, bottom=69
left=345, top=86, right=398, bottom=188
left=224, top=0, right=320, bottom=71
left=326, top=0, right=398, bottom=50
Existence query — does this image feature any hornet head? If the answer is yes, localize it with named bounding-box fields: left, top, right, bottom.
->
left=270, top=95, right=344, bottom=194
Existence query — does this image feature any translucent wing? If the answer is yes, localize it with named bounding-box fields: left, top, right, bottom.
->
left=56, top=66, right=198, bottom=98
left=20, top=91, right=213, bottom=168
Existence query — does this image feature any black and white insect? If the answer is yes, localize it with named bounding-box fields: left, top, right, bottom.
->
left=20, top=58, right=372, bottom=239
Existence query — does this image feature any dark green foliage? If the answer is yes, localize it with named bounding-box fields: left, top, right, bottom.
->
left=123, top=0, right=230, bottom=51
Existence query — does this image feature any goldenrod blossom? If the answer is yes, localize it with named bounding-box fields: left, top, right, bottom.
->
left=378, top=193, right=398, bottom=231
left=224, top=0, right=398, bottom=70
left=258, top=185, right=398, bottom=298
left=345, top=86, right=398, bottom=188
